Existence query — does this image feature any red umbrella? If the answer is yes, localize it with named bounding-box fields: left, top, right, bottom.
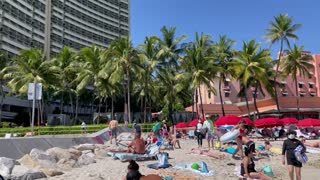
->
left=215, top=116, right=254, bottom=127
left=280, top=118, right=299, bottom=125
left=188, top=119, right=205, bottom=127
left=297, top=118, right=320, bottom=128
left=255, top=118, right=283, bottom=128
left=175, top=122, right=190, bottom=129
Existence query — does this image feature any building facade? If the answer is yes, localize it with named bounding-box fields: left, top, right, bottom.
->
left=192, top=52, right=320, bottom=119
left=0, top=0, right=130, bottom=58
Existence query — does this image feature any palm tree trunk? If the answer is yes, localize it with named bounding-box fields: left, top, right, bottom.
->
left=143, top=77, right=148, bottom=123
left=169, top=83, right=174, bottom=125
left=0, top=82, right=5, bottom=123
left=104, top=97, right=108, bottom=113
left=60, top=93, right=64, bottom=114
left=111, top=95, right=114, bottom=120
left=98, top=97, right=102, bottom=124
left=219, top=78, right=226, bottom=116
left=198, top=87, right=205, bottom=119
left=75, top=95, right=79, bottom=121
left=244, top=85, right=251, bottom=118
left=68, top=91, right=74, bottom=119
left=295, top=78, right=300, bottom=120
left=273, top=39, right=284, bottom=114
left=191, top=91, right=195, bottom=120
left=123, top=75, right=128, bottom=124
left=253, top=83, right=260, bottom=119
left=31, top=79, right=37, bottom=135
left=127, top=69, right=132, bottom=123
left=195, top=89, right=199, bottom=119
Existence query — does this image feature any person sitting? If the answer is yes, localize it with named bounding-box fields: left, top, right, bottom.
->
left=301, top=137, right=320, bottom=148
left=241, top=140, right=273, bottom=180
left=164, top=133, right=181, bottom=149
left=111, top=133, right=146, bottom=154
left=265, top=140, right=272, bottom=151
left=125, top=160, right=162, bottom=180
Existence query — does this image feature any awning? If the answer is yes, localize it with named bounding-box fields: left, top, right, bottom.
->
left=300, top=92, right=306, bottom=95
left=239, top=105, right=277, bottom=117
left=309, top=82, right=315, bottom=85
left=224, top=90, right=231, bottom=93
left=299, top=82, right=305, bottom=84
left=310, top=93, right=316, bottom=95
left=282, top=92, right=288, bottom=95
left=281, top=81, right=287, bottom=84
left=225, top=78, right=231, bottom=82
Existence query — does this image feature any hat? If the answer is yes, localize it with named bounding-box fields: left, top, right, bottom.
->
left=205, top=114, right=211, bottom=118
left=288, top=130, right=297, bottom=136
left=162, top=120, right=167, bottom=123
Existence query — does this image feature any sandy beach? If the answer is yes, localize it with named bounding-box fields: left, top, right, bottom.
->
left=42, top=137, right=320, bottom=180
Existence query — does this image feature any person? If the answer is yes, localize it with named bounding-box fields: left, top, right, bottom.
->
left=127, top=133, right=146, bottom=154
left=81, top=121, right=86, bottom=134
left=241, top=140, right=273, bottom=180
left=161, top=120, right=169, bottom=136
left=203, top=114, right=215, bottom=149
left=125, top=160, right=162, bottom=180
left=195, top=119, right=204, bottom=148
left=109, top=119, right=118, bottom=144
left=189, top=148, right=226, bottom=159
left=301, top=137, right=320, bottom=148
left=133, top=121, right=142, bottom=136
left=164, top=133, right=181, bottom=149
left=152, top=120, right=162, bottom=136
left=232, top=120, right=247, bottom=158
left=282, top=130, right=306, bottom=180
left=264, top=140, right=272, bottom=151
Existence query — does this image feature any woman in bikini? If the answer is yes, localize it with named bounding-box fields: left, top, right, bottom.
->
left=232, top=120, right=247, bottom=158
left=301, top=137, right=320, bottom=148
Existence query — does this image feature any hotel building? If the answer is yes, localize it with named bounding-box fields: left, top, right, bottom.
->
left=0, top=0, right=130, bottom=58
left=189, top=52, right=320, bottom=119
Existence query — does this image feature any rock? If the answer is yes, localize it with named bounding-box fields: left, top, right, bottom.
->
left=67, top=148, right=82, bottom=159
left=76, top=153, right=96, bottom=166
left=94, top=148, right=109, bottom=158
left=11, top=170, right=47, bottom=180
left=81, top=150, right=93, bottom=154
left=39, top=167, right=63, bottom=177
left=11, top=165, right=31, bottom=178
left=30, top=149, right=56, bottom=163
left=117, top=132, right=134, bottom=141
left=0, top=157, right=19, bottom=177
left=47, top=147, right=74, bottom=161
left=57, top=159, right=77, bottom=170
left=75, top=144, right=96, bottom=151
left=18, top=155, right=38, bottom=169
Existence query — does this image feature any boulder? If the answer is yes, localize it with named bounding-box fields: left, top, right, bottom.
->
left=39, top=167, right=63, bottom=177
left=94, top=148, right=109, bottom=158
left=18, top=155, right=38, bottom=169
left=67, top=148, right=82, bottom=159
left=30, top=149, right=56, bottom=163
left=81, top=150, right=93, bottom=154
left=11, top=165, right=31, bottom=178
left=117, top=132, right=134, bottom=141
left=75, top=144, right=96, bottom=151
left=11, top=170, right=47, bottom=180
left=76, top=153, right=96, bottom=166
left=0, top=157, right=19, bottom=177
left=57, top=159, right=77, bottom=170
left=46, top=147, right=74, bottom=161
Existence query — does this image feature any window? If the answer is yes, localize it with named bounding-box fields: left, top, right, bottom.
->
left=309, top=83, right=314, bottom=89
left=298, top=82, right=304, bottom=88
left=225, top=91, right=230, bottom=97
left=208, top=91, right=211, bottom=99
left=282, top=92, right=288, bottom=97
left=310, top=93, right=316, bottom=97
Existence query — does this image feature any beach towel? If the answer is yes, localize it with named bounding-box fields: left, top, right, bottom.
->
left=269, top=147, right=281, bottom=155
left=147, top=153, right=172, bottom=169
left=294, top=145, right=308, bottom=164
left=174, top=162, right=214, bottom=176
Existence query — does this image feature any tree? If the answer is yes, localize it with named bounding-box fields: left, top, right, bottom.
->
left=157, top=26, right=186, bottom=125
left=265, top=14, right=302, bottom=114
left=3, top=49, right=59, bottom=131
left=213, top=35, right=235, bottom=116
left=180, top=33, right=216, bottom=119
left=108, top=37, right=141, bottom=123
left=138, top=36, right=160, bottom=123
left=281, top=45, right=313, bottom=119
left=231, top=40, right=272, bottom=117
left=0, top=52, right=8, bottom=124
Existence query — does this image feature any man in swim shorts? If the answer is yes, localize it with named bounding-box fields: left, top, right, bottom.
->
left=203, top=114, right=215, bottom=149
left=109, top=119, right=118, bottom=144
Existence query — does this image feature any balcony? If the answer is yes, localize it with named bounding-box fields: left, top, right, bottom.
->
left=223, top=86, right=230, bottom=90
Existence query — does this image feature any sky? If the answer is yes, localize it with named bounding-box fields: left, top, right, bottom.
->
left=130, top=0, right=320, bottom=58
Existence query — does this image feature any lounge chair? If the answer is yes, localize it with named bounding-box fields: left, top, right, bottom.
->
left=107, top=142, right=161, bottom=162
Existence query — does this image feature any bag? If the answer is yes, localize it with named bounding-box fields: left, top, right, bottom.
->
left=262, top=166, right=274, bottom=177
left=200, top=127, right=208, bottom=136
left=214, top=141, right=221, bottom=149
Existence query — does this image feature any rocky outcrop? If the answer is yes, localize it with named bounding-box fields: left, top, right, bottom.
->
left=0, top=157, right=19, bottom=178
left=76, top=153, right=96, bottom=166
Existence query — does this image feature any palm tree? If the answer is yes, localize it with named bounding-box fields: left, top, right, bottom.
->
left=180, top=33, right=216, bottom=119
left=138, top=36, right=160, bottom=123
left=108, top=37, right=141, bottom=123
left=3, top=49, right=59, bottom=132
left=213, top=35, right=235, bottom=116
left=75, top=46, right=107, bottom=124
left=265, top=14, right=302, bottom=114
left=157, top=26, right=186, bottom=125
left=281, top=45, right=313, bottom=119
left=231, top=40, right=272, bottom=117
left=0, top=52, right=8, bottom=124
left=51, top=47, right=77, bottom=117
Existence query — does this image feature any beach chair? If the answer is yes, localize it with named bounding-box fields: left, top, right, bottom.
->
left=107, top=142, right=162, bottom=162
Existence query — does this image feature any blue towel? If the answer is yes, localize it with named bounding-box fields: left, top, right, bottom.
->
left=294, top=145, right=308, bottom=164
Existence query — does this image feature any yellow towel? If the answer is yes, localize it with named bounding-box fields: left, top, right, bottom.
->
left=214, top=141, right=222, bottom=149
left=269, top=147, right=281, bottom=155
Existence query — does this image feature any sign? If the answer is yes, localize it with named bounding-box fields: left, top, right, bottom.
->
left=28, top=83, right=42, bottom=100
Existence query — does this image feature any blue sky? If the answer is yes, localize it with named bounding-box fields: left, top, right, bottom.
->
left=131, top=0, right=320, bottom=58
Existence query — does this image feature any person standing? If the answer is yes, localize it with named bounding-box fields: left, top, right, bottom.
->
left=161, top=120, right=169, bottom=137
left=282, top=130, right=306, bottom=180
left=232, top=120, right=247, bottom=158
left=203, top=114, right=215, bottom=150
left=195, top=119, right=203, bottom=148
left=133, top=120, right=142, bottom=136
left=109, top=119, right=118, bottom=144
left=81, top=121, right=86, bottom=134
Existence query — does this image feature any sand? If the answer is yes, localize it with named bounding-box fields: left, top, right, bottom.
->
left=44, top=138, right=320, bottom=180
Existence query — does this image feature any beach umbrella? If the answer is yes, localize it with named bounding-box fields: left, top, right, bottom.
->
left=175, top=122, right=190, bottom=129
left=215, top=116, right=254, bottom=127
left=297, top=118, right=320, bottom=128
left=188, top=119, right=205, bottom=127
left=280, top=118, right=299, bottom=125
left=255, top=118, right=283, bottom=128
